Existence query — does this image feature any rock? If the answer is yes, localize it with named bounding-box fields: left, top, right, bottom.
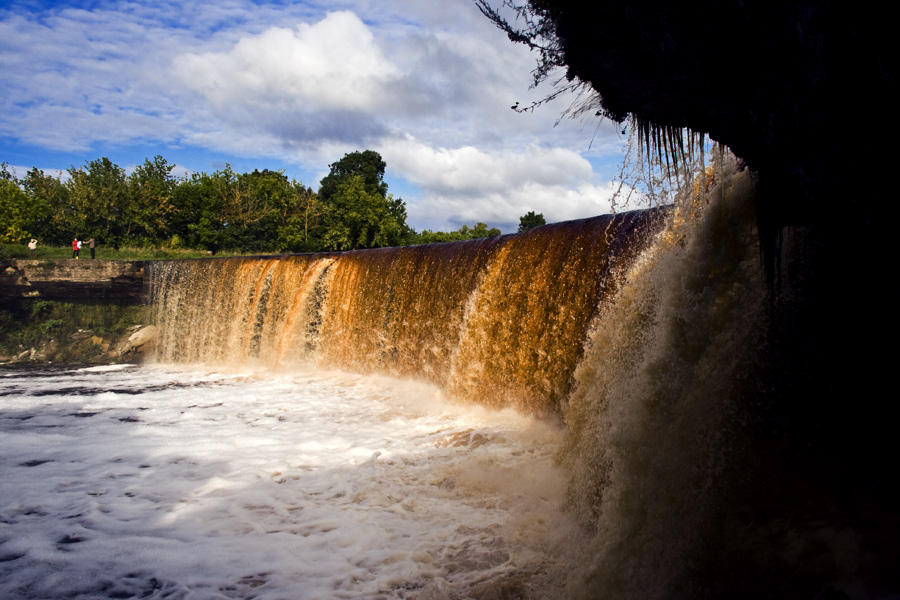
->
left=128, top=325, right=158, bottom=349
left=0, top=259, right=144, bottom=302
left=117, top=325, right=157, bottom=359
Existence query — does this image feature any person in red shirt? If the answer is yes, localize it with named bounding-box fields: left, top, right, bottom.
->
left=72, top=238, right=79, bottom=259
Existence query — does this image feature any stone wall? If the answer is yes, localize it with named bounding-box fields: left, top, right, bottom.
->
left=0, top=259, right=145, bottom=303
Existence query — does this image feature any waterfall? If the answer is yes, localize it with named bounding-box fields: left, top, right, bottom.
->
left=561, top=160, right=771, bottom=598
left=145, top=155, right=894, bottom=598
left=147, top=207, right=664, bottom=415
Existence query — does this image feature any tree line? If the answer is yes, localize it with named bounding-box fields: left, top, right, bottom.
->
left=1, top=150, right=545, bottom=254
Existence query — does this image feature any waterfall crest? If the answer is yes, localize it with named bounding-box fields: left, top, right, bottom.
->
left=147, top=208, right=663, bottom=414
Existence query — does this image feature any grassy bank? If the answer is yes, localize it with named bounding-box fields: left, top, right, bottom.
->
left=1, top=243, right=238, bottom=261
left=0, top=299, right=148, bottom=364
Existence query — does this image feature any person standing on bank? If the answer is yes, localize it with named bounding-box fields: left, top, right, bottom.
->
left=72, top=238, right=79, bottom=259
left=28, top=238, right=37, bottom=258
left=88, top=237, right=95, bottom=259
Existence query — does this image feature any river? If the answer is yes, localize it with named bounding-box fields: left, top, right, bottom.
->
left=0, top=363, right=582, bottom=599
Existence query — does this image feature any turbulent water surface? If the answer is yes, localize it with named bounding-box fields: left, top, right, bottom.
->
left=0, top=364, right=582, bottom=599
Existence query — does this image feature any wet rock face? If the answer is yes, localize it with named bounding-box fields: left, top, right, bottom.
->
left=116, top=325, right=158, bottom=359
left=0, top=260, right=144, bottom=303
left=1, top=324, right=155, bottom=365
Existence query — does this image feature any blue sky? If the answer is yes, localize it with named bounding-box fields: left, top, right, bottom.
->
left=1, top=0, right=629, bottom=232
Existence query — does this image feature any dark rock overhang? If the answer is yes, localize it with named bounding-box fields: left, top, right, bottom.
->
left=489, top=0, right=895, bottom=231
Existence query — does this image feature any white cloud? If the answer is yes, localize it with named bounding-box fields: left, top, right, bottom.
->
left=387, top=139, right=591, bottom=193
left=0, top=5, right=195, bottom=150
left=175, top=12, right=401, bottom=114
left=404, top=179, right=624, bottom=233
left=382, top=138, right=622, bottom=231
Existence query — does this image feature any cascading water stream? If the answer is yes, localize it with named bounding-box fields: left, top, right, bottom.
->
left=147, top=207, right=664, bottom=416
left=143, top=159, right=786, bottom=598
left=146, top=155, right=895, bottom=598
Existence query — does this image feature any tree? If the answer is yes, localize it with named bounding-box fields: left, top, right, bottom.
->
left=169, top=170, right=227, bottom=254
left=22, top=168, right=70, bottom=245
left=0, top=162, right=15, bottom=183
left=66, top=157, right=129, bottom=248
left=415, top=222, right=502, bottom=244
left=1, top=163, right=59, bottom=245
left=229, top=169, right=288, bottom=251
left=0, top=178, right=31, bottom=243
left=318, top=150, right=388, bottom=203
left=320, top=175, right=407, bottom=251
left=127, top=155, right=177, bottom=245
left=4, top=151, right=421, bottom=253
left=518, top=210, right=546, bottom=232
left=272, top=182, right=321, bottom=253
left=317, top=150, right=412, bottom=250
left=464, top=222, right=502, bottom=238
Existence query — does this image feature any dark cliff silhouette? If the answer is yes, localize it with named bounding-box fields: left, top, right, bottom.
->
left=481, top=1, right=898, bottom=597
left=538, top=1, right=891, bottom=229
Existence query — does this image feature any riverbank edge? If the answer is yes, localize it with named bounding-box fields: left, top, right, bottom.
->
left=0, top=321, right=157, bottom=366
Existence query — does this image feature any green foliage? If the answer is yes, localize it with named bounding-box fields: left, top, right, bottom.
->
left=318, top=150, right=388, bottom=203
left=0, top=299, right=145, bottom=359
left=168, top=165, right=320, bottom=255
left=320, top=175, right=406, bottom=250
left=317, top=151, right=412, bottom=251
left=127, top=155, right=177, bottom=245
left=66, top=157, right=130, bottom=248
left=518, top=210, right=546, bottom=232
left=230, top=168, right=288, bottom=251
left=167, top=234, right=184, bottom=250
left=464, top=222, right=502, bottom=238
left=0, top=163, right=51, bottom=244
left=416, top=222, right=502, bottom=244
left=21, top=168, right=67, bottom=245
left=276, top=185, right=323, bottom=253
left=3, top=149, right=502, bottom=255
left=170, top=170, right=225, bottom=253
left=0, top=179, right=32, bottom=243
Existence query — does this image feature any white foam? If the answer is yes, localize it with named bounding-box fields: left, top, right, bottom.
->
left=0, top=365, right=582, bottom=599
